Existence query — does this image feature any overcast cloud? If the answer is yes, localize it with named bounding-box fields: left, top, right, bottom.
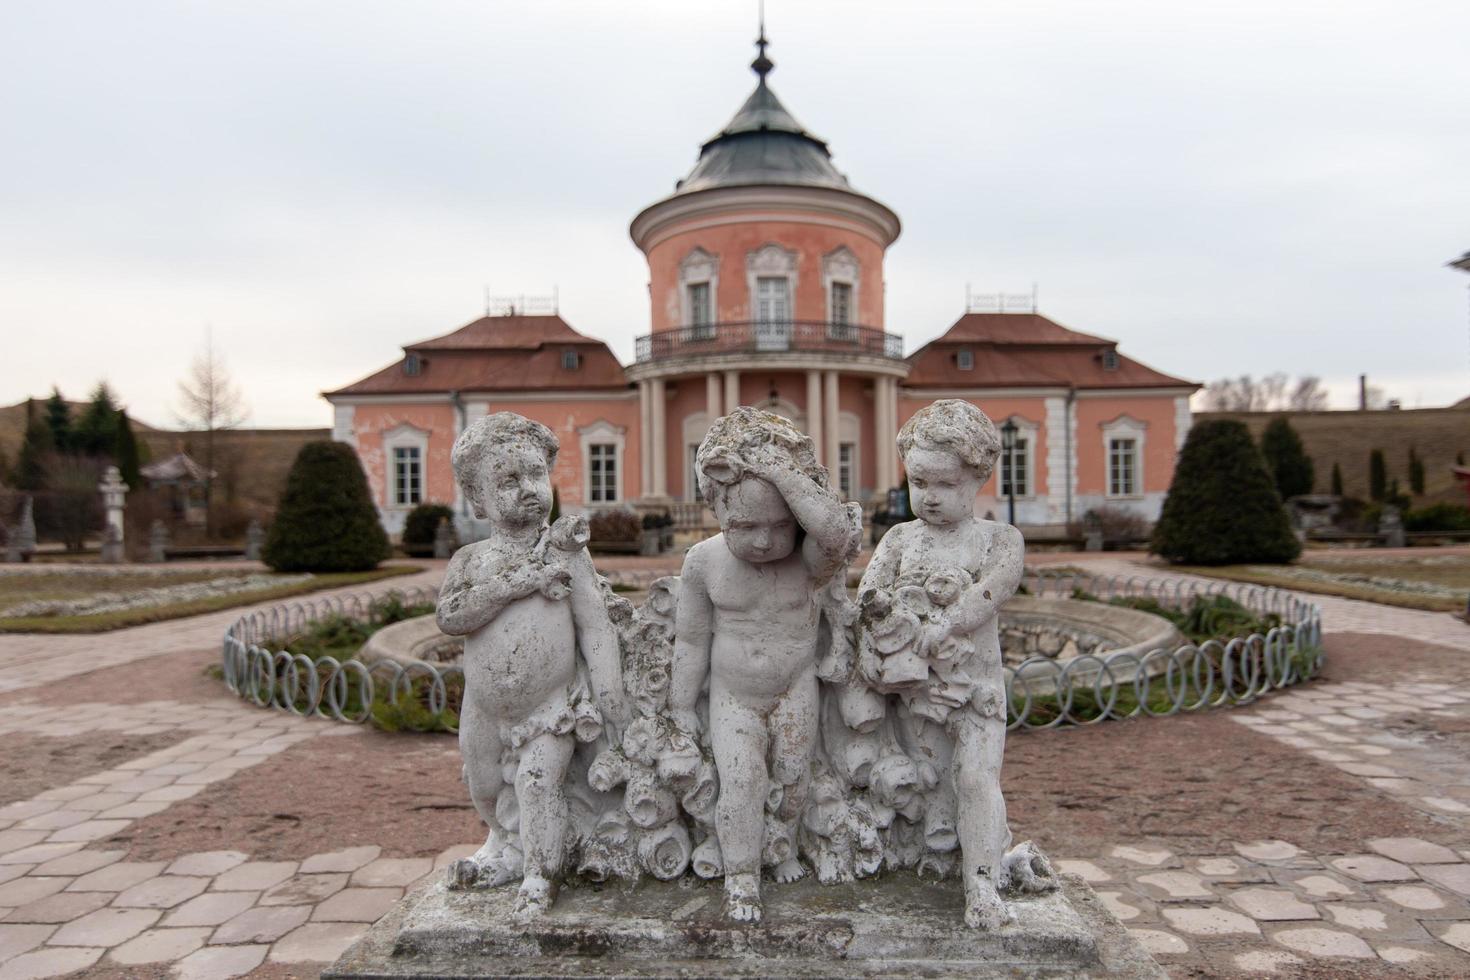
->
left=2, top=0, right=1466, bottom=427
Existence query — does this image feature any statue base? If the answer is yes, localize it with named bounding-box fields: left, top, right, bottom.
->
left=326, top=873, right=1163, bottom=979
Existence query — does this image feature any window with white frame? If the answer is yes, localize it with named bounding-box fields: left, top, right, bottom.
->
left=393, top=446, right=422, bottom=506
left=1000, top=437, right=1029, bottom=497
left=838, top=442, right=857, bottom=500
left=588, top=444, right=618, bottom=504
left=1108, top=438, right=1138, bottom=496
left=823, top=246, right=860, bottom=340
left=687, top=282, right=712, bottom=337
left=829, top=282, right=854, bottom=338
left=755, top=276, right=791, bottom=325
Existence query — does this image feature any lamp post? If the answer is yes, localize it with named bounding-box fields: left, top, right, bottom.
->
left=1000, top=418, right=1018, bottom=527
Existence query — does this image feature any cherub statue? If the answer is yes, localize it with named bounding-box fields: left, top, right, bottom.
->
left=669, top=408, right=854, bottom=923
left=436, top=412, right=629, bottom=917
left=858, top=400, right=1055, bottom=930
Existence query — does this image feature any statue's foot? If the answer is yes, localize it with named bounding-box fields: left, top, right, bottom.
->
left=724, top=873, right=763, bottom=923
left=772, top=858, right=808, bottom=883
left=1002, top=841, right=1059, bottom=895
left=446, top=843, right=522, bottom=890
left=963, top=879, right=1015, bottom=931
left=513, top=873, right=556, bottom=919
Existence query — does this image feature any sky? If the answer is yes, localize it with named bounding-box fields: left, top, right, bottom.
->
left=2, top=0, right=1467, bottom=428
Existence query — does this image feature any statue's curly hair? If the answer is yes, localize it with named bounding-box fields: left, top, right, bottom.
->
left=452, top=413, right=559, bottom=519
left=695, top=407, right=827, bottom=509
left=896, top=399, right=1001, bottom=479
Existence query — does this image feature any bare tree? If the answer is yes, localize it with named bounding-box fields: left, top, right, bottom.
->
left=1203, top=373, right=1330, bottom=412
left=176, top=331, right=248, bottom=532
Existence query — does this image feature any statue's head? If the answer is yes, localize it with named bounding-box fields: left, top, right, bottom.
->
left=897, top=400, right=1000, bottom=527
left=696, top=407, right=826, bottom=564
left=452, top=412, right=558, bottom=528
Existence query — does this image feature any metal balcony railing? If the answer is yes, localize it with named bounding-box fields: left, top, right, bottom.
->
left=634, top=320, right=904, bottom=364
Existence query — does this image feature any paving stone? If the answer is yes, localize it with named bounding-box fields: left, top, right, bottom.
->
left=0, top=867, right=29, bottom=886
left=162, top=891, right=260, bottom=928
left=269, top=921, right=369, bottom=963
left=1193, top=858, right=1240, bottom=877
left=1416, top=863, right=1470, bottom=897
left=0, top=833, right=48, bottom=856
left=1096, top=891, right=1141, bottom=921
left=1126, top=928, right=1186, bottom=955
left=349, top=857, right=432, bottom=888
left=1337, top=763, right=1399, bottom=777
left=0, top=844, right=84, bottom=867
left=1108, top=845, right=1173, bottom=867
left=0, top=879, right=70, bottom=908
left=0, top=924, right=54, bottom=961
left=1329, top=854, right=1417, bottom=882
left=0, top=803, right=60, bottom=823
left=1289, top=874, right=1356, bottom=899
left=3, top=890, right=111, bottom=924
left=97, top=801, right=171, bottom=820
left=1227, top=887, right=1319, bottom=921
left=166, top=851, right=249, bottom=877
left=311, top=887, right=400, bottom=923
left=211, top=861, right=298, bottom=891
left=1421, top=797, right=1470, bottom=814
left=210, top=904, right=311, bottom=944
left=1136, top=871, right=1214, bottom=900
left=66, top=861, right=166, bottom=892
left=299, top=846, right=381, bottom=875
left=173, top=943, right=268, bottom=980
left=109, top=926, right=211, bottom=964
left=259, top=872, right=348, bottom=906
left=30, top=850, right=124, bottom=878
left=1271, top=926, right=1376, bottom=958
left=47, top=906, right=159, bottom=947
left=1364, top=834, right=1458, bottom=863
left=114, top=874, right=210, bottom=909
left=1436, top=921, right=1470, bottom=953
left=1377, top=884, right=1449, bottom=911
left=0, top=945, right=103, bottom=979
left=1231, top=949, right=1302, bottom=973
left=16, top=811, right=90, bottom=833
left=45, top=820, right=130, bottom=844
left=1162, top=907, right=1260, bottom=936
left=1234, top=840, right=1300, bottom=862
left=1053, top=860, right=1109, bottom=882
left=58, top=794, right=133, bottom=813
left=1376, top=945, right=1434, bottom=964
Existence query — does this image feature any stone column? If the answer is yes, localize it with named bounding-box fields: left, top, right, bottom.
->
left=638, top=381, right=652, bottom=496
left=723, top=370, right=740, bottom=415
left=880, top=377, right=900, bottom=490
left=873, top=378, right=890, bottom=491
left=806, top=370, right=823, bottom=461
left=97, top=465, right=128, bottom=561
left=824, top=371, right=841, bottom=481
left=706, top=373, right=722, bottom=422
left=650, top=378, right=668, bottom=497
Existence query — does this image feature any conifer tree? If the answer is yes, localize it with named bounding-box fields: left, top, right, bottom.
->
left=263, top=442, right=388, bottom=572
left=73, top=382, right=120, bottom=458
left=113, top=409, right=143, bottom=488
left=1330, top=461, right=1344, bottom=496
left=15, top=401, right=54, bottom=492
left=1369, top=449, right=1387, bottom=502
left=1259, top=417, right=1314, bottom=498
left=43, top=387, right=72, bottom=453
left=1151, top=419, right=1301, bottom=565
left=1408, top=446, right=1425, bottom=496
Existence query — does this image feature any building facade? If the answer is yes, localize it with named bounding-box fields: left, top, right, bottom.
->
left=326, top=39, right=1197, bottom=538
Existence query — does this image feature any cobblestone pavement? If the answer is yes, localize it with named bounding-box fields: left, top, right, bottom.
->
left=0, top=553, right=1467, bottom=977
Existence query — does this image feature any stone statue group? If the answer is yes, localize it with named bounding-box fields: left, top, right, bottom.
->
left=434, top=400, right=1056, bottom=930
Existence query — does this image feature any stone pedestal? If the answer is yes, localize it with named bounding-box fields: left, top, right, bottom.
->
left=327, top=874, right=1162, bottom=979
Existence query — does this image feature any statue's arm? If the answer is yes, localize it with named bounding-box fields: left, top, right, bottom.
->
left=669, top=545, right=714, bottom=731
left=857, top=522, right=905, bottom=594
left=944, top=524, right=1025, bottom=637
left=435, top=547, right=536, bottom=636
left=570, top=551, right=629, bottom=737
left=758, top=465, right=852, bottom=581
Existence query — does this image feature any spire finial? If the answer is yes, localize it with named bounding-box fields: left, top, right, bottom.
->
left=751, top=2, right=773, bottom=81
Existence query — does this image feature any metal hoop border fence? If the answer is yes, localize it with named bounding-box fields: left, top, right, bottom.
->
left=220, top=573, right=1322, bottom=733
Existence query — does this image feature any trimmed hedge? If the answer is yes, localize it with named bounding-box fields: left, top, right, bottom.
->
left=402, top=503, right=454, bottom=553
left=263, top=442, right=390, bottom=572
left=1152, top=419, right=1301, bottom=565
left=1260, top=416, right=1314, bottom=499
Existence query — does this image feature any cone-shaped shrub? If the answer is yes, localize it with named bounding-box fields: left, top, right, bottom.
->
left=1151, top=419, right=1301, bottom=565
left=263, top=442, right=389, bottom=572
left=1259, top=417, right=1314, bottom=499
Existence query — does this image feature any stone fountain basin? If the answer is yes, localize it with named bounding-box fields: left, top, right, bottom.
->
left=1003, top=596, right=1186, bottom=696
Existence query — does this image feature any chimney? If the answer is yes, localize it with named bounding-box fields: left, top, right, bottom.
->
left=1358, top=374, right=1368, bottom=411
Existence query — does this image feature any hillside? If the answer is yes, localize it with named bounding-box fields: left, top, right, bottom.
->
left=1198, top=406, right=1470, bottom=504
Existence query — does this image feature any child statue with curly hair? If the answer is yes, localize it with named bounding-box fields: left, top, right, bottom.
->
left=436, top=412, right=628, bottom=917
left=858, top=399, right=1028, bottom=930
left=669, top=407, right=857, bottom=923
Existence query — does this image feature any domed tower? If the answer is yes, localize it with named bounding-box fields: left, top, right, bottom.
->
left=629, top=31, right=907, bottom=505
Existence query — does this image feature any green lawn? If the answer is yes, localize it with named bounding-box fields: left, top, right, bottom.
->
left=0, top=565, right=423, bottom=633
left=1175, top=555, right=1470, bottom=613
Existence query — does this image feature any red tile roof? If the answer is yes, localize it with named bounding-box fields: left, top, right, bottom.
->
left=325, top=315, right=630, bottom=396
left=905, top=312, right=1197, bottom=391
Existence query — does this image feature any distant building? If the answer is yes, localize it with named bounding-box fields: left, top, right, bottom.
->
left=325, top=35, right=1197, bottom=537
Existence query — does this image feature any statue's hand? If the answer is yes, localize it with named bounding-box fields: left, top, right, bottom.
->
left=537, top=564, right=574, bottom=601
left=699, top=450, right=744, bottom=486
left=918, top=621, right=951, bottom=660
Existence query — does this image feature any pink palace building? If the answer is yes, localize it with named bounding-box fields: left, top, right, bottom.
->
left=325, top=37, right=1198, bottom=539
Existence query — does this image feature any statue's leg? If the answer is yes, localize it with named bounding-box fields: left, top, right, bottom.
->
left=954, top=709, right=1015, bottom=930
left=450, top=698, right=519, bottom=889
left=710, top=680, right=770, bottom=922
left=513, top=730, right=576, bottom=917
left=768, top=669, right=818, bottom=883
